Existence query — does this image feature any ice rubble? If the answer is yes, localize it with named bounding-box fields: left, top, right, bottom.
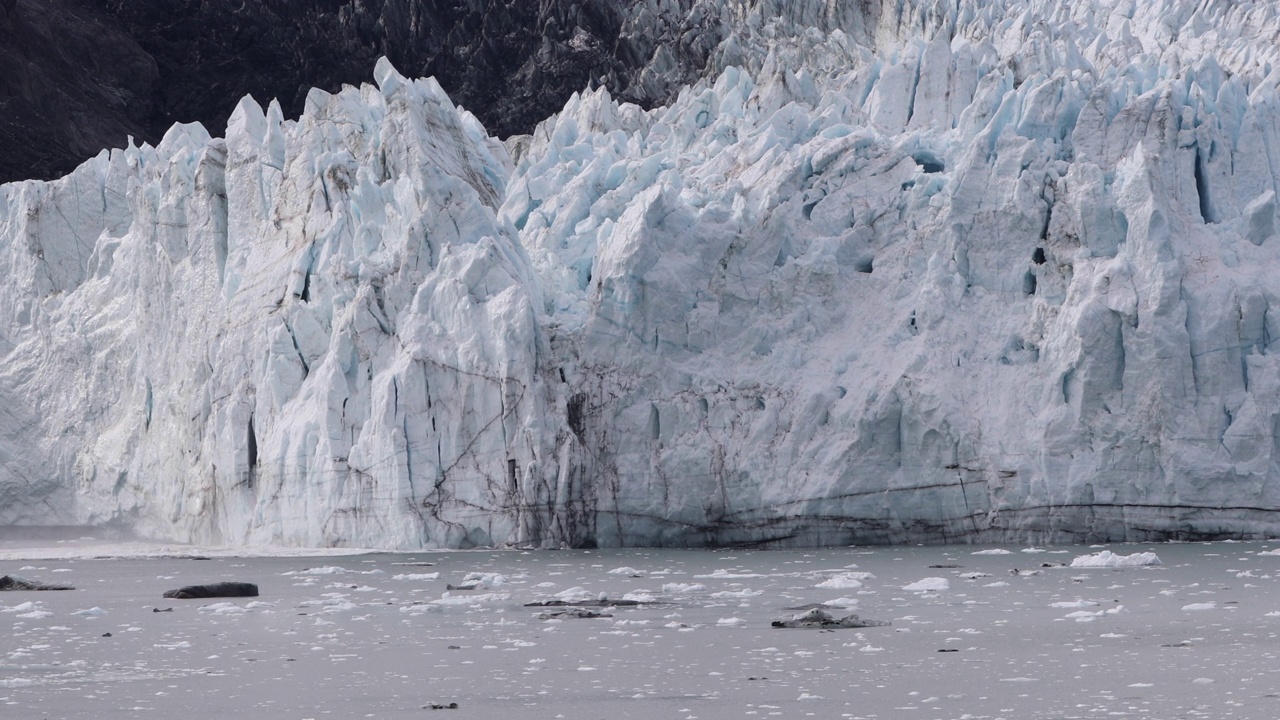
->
left=3, top=1, right=1280, bottom=548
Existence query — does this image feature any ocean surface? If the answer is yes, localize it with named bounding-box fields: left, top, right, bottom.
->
left=2, top=538, right=1278, bottom=719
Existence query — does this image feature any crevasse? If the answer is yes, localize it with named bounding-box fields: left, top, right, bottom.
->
left=2, top=1, right=1280, bottom=548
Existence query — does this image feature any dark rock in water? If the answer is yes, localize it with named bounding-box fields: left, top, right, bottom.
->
left=525, top=598, right=647, bottom=607
left=423, top=702, right=458, bottom=710
left=162, top=582, right=259, bottom=599
left=0, top=574, right=74, bottom=591
left=536, top=607, right=612, bottom=620
left=771, top=608, right=890, bottom=629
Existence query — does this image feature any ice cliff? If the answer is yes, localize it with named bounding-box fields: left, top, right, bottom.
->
left=3, top=0, right=1280, bottom=548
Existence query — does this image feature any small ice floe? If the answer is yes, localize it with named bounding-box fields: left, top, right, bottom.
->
left=1258, top=549, right=1280, bottom=556
left=1008, top=569, right=1041, bottom=577
left=710, top=588, right=763, bottom=599
left=797, top=693, right=824, bottom=701
left=1069, top=551, right=1162, bottom=568
left=398, top=603, right=439, bottom=615
left=392, top=573, right=441, bottom=581
left=446, top=572, right=507, bottom=591
left=284, top=566, right=350, bottom=576
left=607, top=566, right=644, bottom=577
left=621, top=591, right=657, bottom=603
left=72, top=607, right=107, bottom=617
left=971, top=549, right=1013, bottom=555
left=1021, top=548, right=1047, bottom=554
left=662, top=582, right=706, bottom=594
left=771, top=608, right=890, bottom=629
left=1182, top=602, right=1217, bottom=611
left=298, top=595, right=360, bottom=614
left=428, top=592, right=510, bottom=607
left=198, top=602, right=248, bottom=615
left=5, top=602, right=54, bottom=619
left=716, top=617, right=746, bottom=626
left=1050, top=600, right=1101, bottom=609
left=1064, top=605, right=1124, bottom=622
left=903, top=577, right=949, bottom=592
left=153, top=641, right=192, bottom=649
left=524, top=586, right=646, bottom=608
left=693, top=569, right=765, bottom=579
left=984, top=581, right=1010, bottom=587
left=815, top=573, right=864, bottom=590
left=959, top=572, right=992, bottom=579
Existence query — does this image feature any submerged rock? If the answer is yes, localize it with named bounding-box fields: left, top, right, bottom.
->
left=0, top=574, right=74, bottom=591
left=536, top=607, right=613, bottom=620
left=162, top=582, right=259, bottom=599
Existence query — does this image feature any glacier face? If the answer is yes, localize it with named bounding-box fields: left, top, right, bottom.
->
left=3, top=0, right=1280, bottom=548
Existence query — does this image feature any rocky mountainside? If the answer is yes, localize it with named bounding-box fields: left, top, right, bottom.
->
left=1, top=0, right=727, bottom=184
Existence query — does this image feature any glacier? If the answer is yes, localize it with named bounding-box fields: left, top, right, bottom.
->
left=2, top=0, right=1280, bottom=549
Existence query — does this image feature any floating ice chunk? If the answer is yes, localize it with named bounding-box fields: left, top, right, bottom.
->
left=461, top=572, right=508, bottom=588
left=959, top=572, right=992, bottom=579
left=621, top=591, right=657, bottom=603
left=1050, top=600, right=1101, bottom=608
left=199, top=602, right=248, bottom=615
left=1070, top=551, right=1162, bottom=568
left=662, top=583, right=706, bottom=594
left=154, top=641, right=192, bottom=649
left=72, top=607, right=107, bottom=616
left=710, top=588, right=763, bottom=599
left=392, top=573, right=441, bottom=581
left=816, top=573, right=864, bottom=590
left=903, top=577, right=949, bottom=592
left=284, top=566, right=351, bottom=576
left=1258, top=549, right=1280, bottom=556
left=693, top=569, right=765, bottom=579
left=972, top=549, right=1013, bottom=555
left=428, top=592, right=510, bottom=606
left=552, top=586, right=597, bottom=602
left=607, top=567, right=644, bottom=576
left=1181, top=602, right=1216, bottom=611
left=716, top=617, right=746, bottom=626
left=797, top=693, right=824, bottom=701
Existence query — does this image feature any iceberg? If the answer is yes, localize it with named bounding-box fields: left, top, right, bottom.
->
left=2, top=2, right=1280, bottom=549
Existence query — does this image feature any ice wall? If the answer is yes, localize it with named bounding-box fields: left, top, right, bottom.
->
left=3, top=0, right=1280, bottom=547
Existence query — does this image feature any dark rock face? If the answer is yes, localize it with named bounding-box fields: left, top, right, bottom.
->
left=1, top=0, right=723, bottom=184
left=0, top=0, right=158, bottom=184
left=162, top=582, right=259, bottom=599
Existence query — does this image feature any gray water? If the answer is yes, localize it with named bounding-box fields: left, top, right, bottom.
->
left=2, top=540, right=1279, bottom=719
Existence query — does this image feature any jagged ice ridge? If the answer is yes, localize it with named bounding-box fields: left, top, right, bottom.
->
left=2, top=0, right=1280, bottom=548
